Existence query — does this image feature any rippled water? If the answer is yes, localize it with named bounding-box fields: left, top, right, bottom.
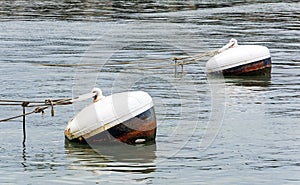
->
left=0, top=1, right=299, bottom=184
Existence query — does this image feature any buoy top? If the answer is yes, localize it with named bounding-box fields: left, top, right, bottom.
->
left=218, top=38, right=238, bottom=53
left=92, top=88, right=104, bottom=102
left=229, top=38, right=238, bottom=47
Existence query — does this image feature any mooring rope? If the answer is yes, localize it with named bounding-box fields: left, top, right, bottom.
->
left=0, top=93, right=94, bottom=123
left=173, top=49, right=219, bottom=65
left=35, top=49, right=220, bottom=70
left=0, top=98, right=67, bottom=122
left=0, top=106, right=48, bottom=122
left=0, top=99, right=45, bottom=103
left=0, top=93, right=96, bottom=145
left=0, top=41, right=234, bottom=145
left=0, top=98, right=72, bottom=107
left=148, top=49, right=219, bottom=72
left=0, top=48, right=221, bottom=123
left=121, top=49, right=220, bottom=71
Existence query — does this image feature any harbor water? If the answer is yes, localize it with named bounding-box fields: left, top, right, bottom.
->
left=0, top=1, right=299, bottom=184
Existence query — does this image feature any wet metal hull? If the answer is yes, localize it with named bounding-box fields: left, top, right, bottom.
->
left=66, top=107, right=156, bottom=145
left=221, top=57, right=271, bottom=76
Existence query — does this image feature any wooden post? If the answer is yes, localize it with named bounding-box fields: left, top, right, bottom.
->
left=22, top=106, right=26, bottom=144
left=21, top=102, right=29, bottom=144
left=174, top=58, right=177, bottom=77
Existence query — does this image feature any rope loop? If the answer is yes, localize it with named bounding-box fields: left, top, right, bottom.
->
left=34, top=107, right=47, bottom=114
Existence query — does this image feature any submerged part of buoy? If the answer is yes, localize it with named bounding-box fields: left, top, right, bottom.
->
left=206, top=39, right=271, bottom=76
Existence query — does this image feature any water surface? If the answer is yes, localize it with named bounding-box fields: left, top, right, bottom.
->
left=0, top=1, right=299, bottom=184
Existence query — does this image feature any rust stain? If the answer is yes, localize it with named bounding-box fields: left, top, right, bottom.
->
left=210, top=57, right=272, bottom=77
left=87, top=109, right=157, bottom=144
left=116, top=119, right=157, bottom=144
left=64, top=128, right=73, bottom=138
left=223, top=58, right=271, bottom=76
left=67, top=107, right=157, bottom=145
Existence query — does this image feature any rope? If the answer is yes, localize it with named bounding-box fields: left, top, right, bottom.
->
left=135, top=49, right=219, bottom=70
left=0, top=106, right=48, bottom=122
left=0, top=49, right=220, bottom=123
left=0, top=99, right=45, bottom=103
left=0, top=103, right=23, bottom=106
left=34, top=49, right=220, bottom=71
left=0, top=98, right=72, bottom=107
left=173, top=49, right=219, bottom=65
left=0, top=98, right=69, bottom=122
left=0, top=94, right=92, bottom=123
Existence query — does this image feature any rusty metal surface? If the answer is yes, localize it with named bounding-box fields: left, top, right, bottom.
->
left=66, top=107, right=157, bottom=145
left=222, top=57, right=272, bottom=76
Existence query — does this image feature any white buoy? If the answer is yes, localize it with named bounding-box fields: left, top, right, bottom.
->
left=206, top=39, right=271, bottom=76
left=65, top=90, right=156, bottom=144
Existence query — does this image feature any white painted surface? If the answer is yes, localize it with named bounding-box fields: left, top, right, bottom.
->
left=206, top=45, right=270, bottom=73
left=65, top=91, right=153, bottom=139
